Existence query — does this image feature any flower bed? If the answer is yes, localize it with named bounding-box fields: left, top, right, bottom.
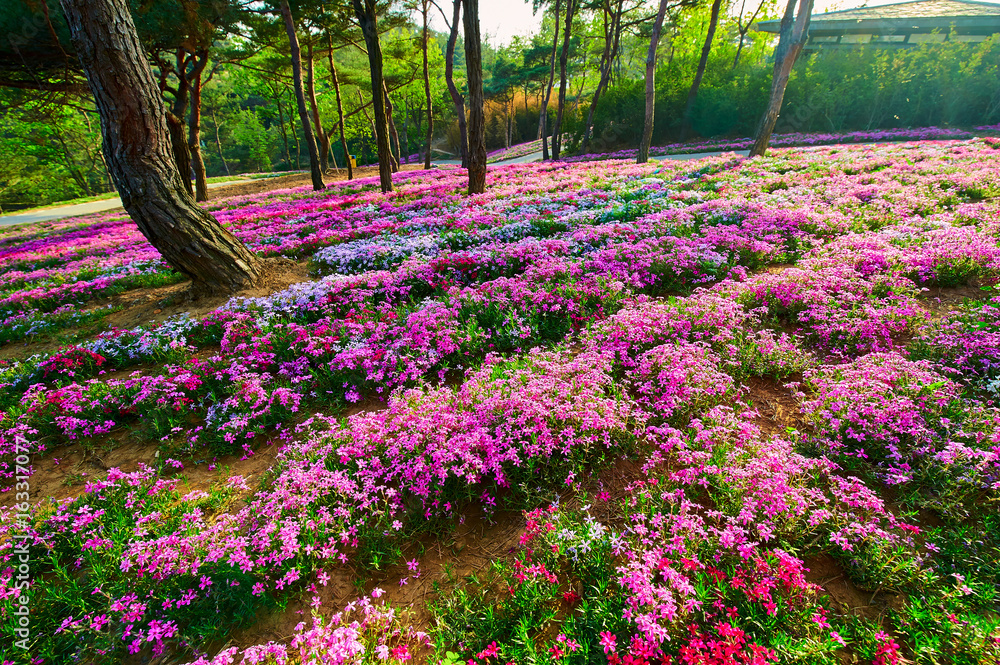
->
left=2, top=139, right=1000, bottom=663
left=564, top=126, right=976, bottom=162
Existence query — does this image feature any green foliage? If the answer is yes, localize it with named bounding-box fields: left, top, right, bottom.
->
left=0, top=95, right=112, bottom=211
left=232, top=109, right=274, bottom=173
left=589, top=36, right=1000, bottom=149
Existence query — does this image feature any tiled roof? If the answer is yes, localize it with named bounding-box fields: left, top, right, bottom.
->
left=815, top=0, right=1000, bottom=21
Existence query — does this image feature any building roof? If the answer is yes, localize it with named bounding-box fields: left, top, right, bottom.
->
left=815, top=0, right=1000, bottom=20
left=756, top=0, right=1000, bottom=33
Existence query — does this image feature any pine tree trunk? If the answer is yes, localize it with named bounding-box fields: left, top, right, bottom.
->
left=290, top=103, right=301, bottom=169
left=402, top=106, right=410, bottom=162
left=540, top=0, right=561, bottom=161
left=551, top=0, right=575, bottom=160
left=444, top=0, right=468, bottom=167
left=166, top=114, right=192, bottom=194
left=506, top=103, right=512, bottom=148
left=463, top=0, right=486, bottom=194
left=163, top=50, right=193, bottom=196
left=58, top=0, right=265, bottom=294
left=211, top=109, right=230, bottom=176
left=327, top=34, right=353, bottom=180
left=188, top=49, right=210, bottom=201
left=750, top=0, right=813, bottom=157
left=384, top=83, right=401, bottom=172
left=276, top=96, right=293, bottom=169
left=733, top=36, right=746, bottom=69
left=638, top=0, right=668, bottom=164
left=280, top=0, right=324, bottom=190
left=581, top=1, right=622, bottom=153
left=305, top=41, right=330, bottom=172
left=679, top=0, right=724, bottom=141
left=353, top=0, right=393, bottom=192
left=422, top=0, right=434, bottom=169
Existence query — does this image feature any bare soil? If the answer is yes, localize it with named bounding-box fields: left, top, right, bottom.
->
left=744, top=374, right=808, bottom=439
left=101, top=258, right=315, bottom=331
left=225, top=504, right=526, bottom=660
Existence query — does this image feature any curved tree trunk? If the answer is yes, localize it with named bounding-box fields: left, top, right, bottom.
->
left=59, top=0, right=265, bottom=294
left=353, top=0, right=393, bottom=192
left=306, top=40, right=331, bottom=173
left=551, top=0, right=575, bottom=160
left=750, top=0, right=814, bottom=157
left=638, top=0, right=669, bottom=164
left=327, top=33, right=353, bottom=180
left=581, top=0, right=623, bottom=153
left=679, top=0, right=724, bottom=141
left=280, top=0, right=324, bottom=190
left=733, top=0, right=768, bottom=69
left=540, top=0, right=561, bottom=161
left=463, top=0, right=486, bottom=194
left=188, top=49, right=210, bottom=201
left=443, top=0, right=468, bottom=167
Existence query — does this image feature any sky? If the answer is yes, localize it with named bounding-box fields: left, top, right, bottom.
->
left=430, top=0, right=913, bottom=47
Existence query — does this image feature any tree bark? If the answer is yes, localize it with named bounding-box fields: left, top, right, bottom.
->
left=327, top=33, right=353, bottom=180
left=188, top=49, right=210, bottom=201
left=551, top=0, right=575, bottom=160
left=540, top=0, right=561, bottom=161
left=164, top=51, right=193, bottom=196
left=280, top=0, right=324, bottom=190
left=53, top=129, right=92, bottom=196
left=463, top=0, right=486, bottom=194
left=679, top=0, right=724, bottom=141
left=581, top=0, right=623, bottom=153
left=58, top=0, right=265, bottom=294
left=353, top=0, right=393, bottom=192
left=275, top=95, right=293, bottom=169
left=442, top=0, right=468, bottom=167
left=384, top=82, right=401, bottom=172
left=733, top=0, right=768, bottom=69
left=638, top=0, right=669, bottom=164
left=422, top=0, right=434, bottom=169
left=305, top=40, right=331, bottom=173
left=211, top=108, right=230, bottom=176
left=402, top=105, right=410, bottom=163
left=750, top=0, right=813, bottom=157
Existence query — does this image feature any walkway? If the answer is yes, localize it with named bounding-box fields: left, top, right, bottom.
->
left=0, top=180, right=244, bottom=227
left=1, top=149, right=754, bottom=227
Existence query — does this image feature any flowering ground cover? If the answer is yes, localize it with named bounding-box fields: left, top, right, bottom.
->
left=2, top=138, right=1000, bottom=663
left=566, top=126, right=976, bottom=162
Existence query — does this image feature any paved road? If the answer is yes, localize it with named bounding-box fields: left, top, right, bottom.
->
left=0, top=179, right=247, bottom=227
left=439, top=148, right=753, bottom=167
left=485, top=149, right=752, bottom=165
left=1, top=149, right=753, bottom=228
left=655, top=149, right=750, bottom=161
left=499, top=149, right=752, bottom=163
